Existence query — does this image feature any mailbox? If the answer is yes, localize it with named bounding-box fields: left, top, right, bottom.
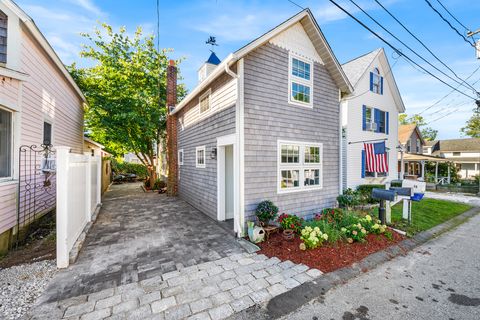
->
left=371, top=188, right=396, bottom=201
left=390, top=187, right=413, bottom=197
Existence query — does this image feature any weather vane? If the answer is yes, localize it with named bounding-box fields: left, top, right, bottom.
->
left=206, top=36, right=218, bottom=52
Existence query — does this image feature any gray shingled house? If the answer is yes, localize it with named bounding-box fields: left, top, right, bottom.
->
left=166, top=9, right=353, bottom=236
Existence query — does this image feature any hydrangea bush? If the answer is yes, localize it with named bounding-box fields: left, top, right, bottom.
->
left=300, top=226, right=329, bottom=250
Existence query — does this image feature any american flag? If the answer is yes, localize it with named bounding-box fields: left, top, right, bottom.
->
left=364, top=142, right=388, bottom=173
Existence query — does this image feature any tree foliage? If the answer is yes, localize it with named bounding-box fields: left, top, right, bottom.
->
left=69, top=23, right=185, bottom=182
left=460, top=110, right=480, bottom=138
left=399, top=114, right=438, bottom=141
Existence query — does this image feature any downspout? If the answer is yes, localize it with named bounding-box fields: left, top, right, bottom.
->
left=339, top=90, right=343, bottom=195
left=225, top=58, right=245, bottom=237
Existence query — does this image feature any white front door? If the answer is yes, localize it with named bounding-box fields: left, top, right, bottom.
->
left=224, top=145, right=234, bottom=220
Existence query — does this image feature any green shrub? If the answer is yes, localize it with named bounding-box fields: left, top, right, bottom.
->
left=303, top=219, right=344, bottom=243
left=356, top=184, right=385, bottom=204
left=336, top=211, right=361, bottom=229
left=390, top=180, right=402, bottom=187
left=111, top=159, right=148, bottom=179
left=337, top=188, right=360, bottom=209
left=255, top=200, right=278, bottom=225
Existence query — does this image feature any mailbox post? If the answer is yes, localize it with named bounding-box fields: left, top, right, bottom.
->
left=371, top=189, right=396, bottom=225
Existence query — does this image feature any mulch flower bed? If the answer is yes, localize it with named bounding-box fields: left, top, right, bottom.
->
left=258, top=230, right=406, bottom=273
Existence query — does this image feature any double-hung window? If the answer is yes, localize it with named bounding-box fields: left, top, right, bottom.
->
left=0, top=107, right=12, bottom=178
left=196, top=146, right=205, bottom=168
left=278, top=141, right=322, bottom=193
left=289, top=54, right=313, bottom=106
left=377, top=110, right=386, bottom=133
left=0, top=10, right=7, bottom=64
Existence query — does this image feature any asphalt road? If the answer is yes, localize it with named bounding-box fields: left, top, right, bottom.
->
left=283, top=213, right=480, bottom=320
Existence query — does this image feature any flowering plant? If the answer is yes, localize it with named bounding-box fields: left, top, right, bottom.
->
left=341, top=222, right=367, bottom=243
left=360, top=215, right=387, bottom=235
left=277, top=213, right=303, bottom=233
left=300, top=226, right=328, bottom=249
left=314, top=208, right=344, bottom=224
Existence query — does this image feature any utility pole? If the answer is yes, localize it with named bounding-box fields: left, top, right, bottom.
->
left=467, top=29, right=480, bottom=59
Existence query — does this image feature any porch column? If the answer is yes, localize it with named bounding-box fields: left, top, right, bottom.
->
left=400, top=149, right=405, bottom=179
left=435, top=162, right=439, bottom=183
left=447, top=163, right=451, bottom=184
left=421, top=161, right=425, bottom=180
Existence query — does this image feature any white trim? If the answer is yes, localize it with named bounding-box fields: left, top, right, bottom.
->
left=277, top=140, right=323, bottom=194
left=178, top=149, right=184, bottom=166
left=237, top=58, right=245, bottom=237
left=199, top=88, right=212, bottom=114
left=0, top=66, right=28, bottom=81
left=195, top=146, right=206, bottom=168
left=288, top=52, right=313, bottom=108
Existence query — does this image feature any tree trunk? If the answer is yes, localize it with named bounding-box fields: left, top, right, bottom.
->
left=148, top=165, right=157, bottom=189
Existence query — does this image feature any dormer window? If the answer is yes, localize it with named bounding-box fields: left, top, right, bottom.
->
left=0, top=10, right=7, bottom=64
left=370, top=67, right=383, bottom=94
left=289, top=54, right=313, bottom=107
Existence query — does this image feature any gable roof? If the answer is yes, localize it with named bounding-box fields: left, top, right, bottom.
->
left=172, top=8, right=353, bottom=115
left=399, top=124, right=425, bottom=145
left=341, top=48, right=405, bottom=113
left=5, top=0, right=86, bottom=102
left=435, top=138, right=480, bottom=152
left=342, top=48, right=381, bottom=88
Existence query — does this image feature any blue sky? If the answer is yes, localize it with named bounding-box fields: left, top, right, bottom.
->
left=15, top=0, right=480, bottom=139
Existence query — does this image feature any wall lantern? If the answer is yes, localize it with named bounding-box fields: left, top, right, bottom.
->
left=210, top=147, right=217, bottom=160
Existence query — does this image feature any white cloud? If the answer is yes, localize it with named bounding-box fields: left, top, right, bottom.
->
left=69, top=0, right=104, bottom=16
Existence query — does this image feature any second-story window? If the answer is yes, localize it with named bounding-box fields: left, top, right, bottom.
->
left=0, top=10, right=7, bottom=64
left=370, top=67, right=383, bottom=94
left=289, top=54, right=313, bottom=107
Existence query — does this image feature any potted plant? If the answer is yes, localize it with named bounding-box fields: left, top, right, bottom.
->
left=255, top=200, right=278, bottom=227
left=277, top=213, right=303, bottom=240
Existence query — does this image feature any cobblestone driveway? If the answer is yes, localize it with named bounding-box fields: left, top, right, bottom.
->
left=27, top=183, right=322, bottom=319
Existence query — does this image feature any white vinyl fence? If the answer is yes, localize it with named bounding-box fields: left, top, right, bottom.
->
left=56, top=146, right=102, bottom=268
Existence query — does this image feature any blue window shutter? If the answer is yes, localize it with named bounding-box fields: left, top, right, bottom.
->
left=386, top=111, right=389, bottom=134
left=374, top=108, right=380, bottom=133
left=369, top=72, right=374, bottom=92
left=362, top=105, right=367, bottom=131
left=380, top=76, right=384, bottom=94
left=361, top=150, right=366, bottom=178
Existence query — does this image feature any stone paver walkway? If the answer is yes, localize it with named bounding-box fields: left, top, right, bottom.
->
left=26, top=183, right=322, bottom=320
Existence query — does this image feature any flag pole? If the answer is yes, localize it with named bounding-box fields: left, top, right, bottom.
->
left=348, top=138, right=388, bottom=145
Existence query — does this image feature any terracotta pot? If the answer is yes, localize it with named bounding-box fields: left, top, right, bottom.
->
left=283, top=229, right=295, bottom=240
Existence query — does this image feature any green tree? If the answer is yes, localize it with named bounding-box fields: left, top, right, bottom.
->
left=399, top=114, right=438, bottom=141
left=69, top=23, right=185, bottom=185
left=460, top=110, right=480, bottom=138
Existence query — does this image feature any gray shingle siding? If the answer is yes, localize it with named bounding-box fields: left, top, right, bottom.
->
left=243, top=43, right=340, bottom=221
left=177, top=106, right=236, bottom=220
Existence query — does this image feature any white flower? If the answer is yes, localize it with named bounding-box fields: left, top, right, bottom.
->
left=365, top=215, right=372, bottom=221
left=323, top=234, right=328, bottom=240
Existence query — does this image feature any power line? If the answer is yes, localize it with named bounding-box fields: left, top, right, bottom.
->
left=343, top=54, right=399, bottom=101
left=426, top=108, right=460, bottom=125
left=287, top=0, right=304, bottom=10
left=434, top=0, right=470, bottom=32
left=374, top=0, right=478, bottom=95
left=424, top=0, right=475, bottom=47
left=327, top=0, right=477, bottom=101
left=418, top=65, right=480, bottom=115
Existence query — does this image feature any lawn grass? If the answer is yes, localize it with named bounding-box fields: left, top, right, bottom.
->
left=390, top=198, right=472, bottom=236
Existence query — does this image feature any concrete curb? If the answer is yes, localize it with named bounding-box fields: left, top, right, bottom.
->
left=230, top=206, right=480, bottom=320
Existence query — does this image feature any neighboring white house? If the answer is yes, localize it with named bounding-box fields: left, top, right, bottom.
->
left=426, top=138, right=480, bottom=179
left=341, top=48, right=405, bottom=190
left=123, top=152, right=142, bottom=164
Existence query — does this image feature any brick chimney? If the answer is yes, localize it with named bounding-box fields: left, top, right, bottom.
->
left=166, top=59, right=178, bottom=196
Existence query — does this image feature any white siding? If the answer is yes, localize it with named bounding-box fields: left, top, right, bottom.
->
left=342, top=53, right=400, bottom=189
